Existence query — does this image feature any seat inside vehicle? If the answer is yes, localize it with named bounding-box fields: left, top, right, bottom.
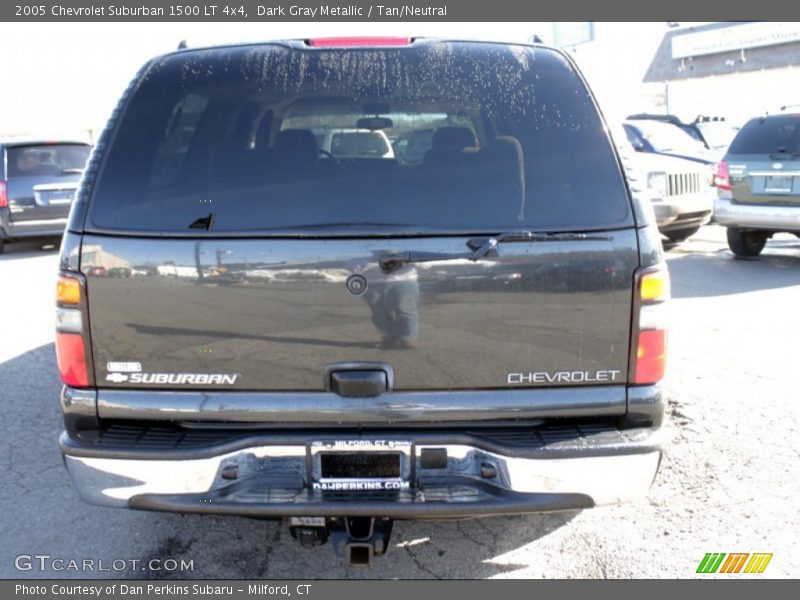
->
left=268, top=128, right=320, bottom=177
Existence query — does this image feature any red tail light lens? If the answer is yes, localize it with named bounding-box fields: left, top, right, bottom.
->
left=634, top=329, right=667, bottom=384
left=308, top=37, right=411, bottom=47
left=56, top=332, right=89, bottom=387
left=631, top=266, right=669, bottom=385
left=0, top=181, right=8, bottom=208
left=715, top=160, right=731, bottom=190
left=55, top=272, right=92, bottom=387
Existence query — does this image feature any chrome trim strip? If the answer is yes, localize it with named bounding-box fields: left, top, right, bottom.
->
left=7, top=218, right=68, bottom=227
left=748, top=171, right=800, bottom=177
left=60, top=387, right=97, bottom=420
left=95, top=387, right=627, bottom=423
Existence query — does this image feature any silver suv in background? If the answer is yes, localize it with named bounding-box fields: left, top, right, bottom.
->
left=714, top=113, right=800, bottom=256
left=0, top=139, right=91, bottom=253
left=631, top=151, right=714, bottom=244
left=615, top=124, right=713, bottom=244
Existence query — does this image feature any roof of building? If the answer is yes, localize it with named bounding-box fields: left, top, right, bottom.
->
left=644, top=22, right=800, bottom=83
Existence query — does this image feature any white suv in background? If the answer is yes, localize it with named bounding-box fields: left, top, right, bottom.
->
left=314, top=128, right=395, bottom=159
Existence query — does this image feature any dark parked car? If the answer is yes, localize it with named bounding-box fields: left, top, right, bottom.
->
left=56, top=38, right=669, bottom=564
left=714, top=112, right=800, bottom=256
left=624, top=119, right=720, bottom=166
left=0, top=139, right=91, bottom=253
left=628, top=113, right=709, bottom=147
left=628, top=113, right=739, bottom=154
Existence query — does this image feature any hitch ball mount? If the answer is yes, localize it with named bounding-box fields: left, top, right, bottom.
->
left=288, top=516, right=394, bottom=566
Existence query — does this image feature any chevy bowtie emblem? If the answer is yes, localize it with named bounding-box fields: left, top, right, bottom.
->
left=106, top=372, right=129, bottom=383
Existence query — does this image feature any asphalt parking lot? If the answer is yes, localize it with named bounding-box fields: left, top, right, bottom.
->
left=0, top=225, right=798, bottom=579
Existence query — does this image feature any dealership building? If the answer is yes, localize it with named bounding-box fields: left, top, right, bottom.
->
left=551, top=22, right=800, bottom=130
left=642, top=22, right=800, bottom=127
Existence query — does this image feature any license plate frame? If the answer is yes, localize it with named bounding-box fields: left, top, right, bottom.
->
left=34, top=189, right=75, bottom=206
left=764, top=175, right=793, bottom=193
left=309, top=440, right=413, bottom=492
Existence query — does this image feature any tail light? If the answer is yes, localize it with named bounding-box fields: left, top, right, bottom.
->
left=630, top=266, right=670, bottom=385
left=307, top=37, right=411, bottom=47
left=55, top=273, right=93, bottom=387
left=715, top=160, right=731, bottom=190
left=0, top=181, right=8, bottom=208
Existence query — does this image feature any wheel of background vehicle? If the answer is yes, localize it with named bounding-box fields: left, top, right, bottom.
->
left=663, top=226, right=701, bottom=243
left=0, top=239, right=4, bottom=254
left=726, top=228, right=767, bottom=257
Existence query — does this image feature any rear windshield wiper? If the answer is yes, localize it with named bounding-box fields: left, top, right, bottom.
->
left=379, top=231, right=610, bottom=273
left=189, top=213, right=214, bottom=231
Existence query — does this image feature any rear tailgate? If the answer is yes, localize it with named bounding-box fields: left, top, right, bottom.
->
left=78, top=42, right=640, bottom=398
left=728, top=156, right=800, bottom=206
left=82, top=233, right=638, bottom=391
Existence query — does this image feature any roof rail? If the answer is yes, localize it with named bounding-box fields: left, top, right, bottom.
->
left=694, top=115, right=727, bottom=123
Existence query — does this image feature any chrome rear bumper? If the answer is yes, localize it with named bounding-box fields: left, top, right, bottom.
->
left=62, top=429, right=662, bottom=517
left=714, top=197, right=800, bottom=231
left=0, top=216, right=67, bottom=238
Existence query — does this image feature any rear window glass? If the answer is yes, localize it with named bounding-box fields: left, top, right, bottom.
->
left=88, top=43, right=631, bottom=235
left=728, top=115, right=800, bottom=155
left=7, top=144, right=90, bottom=178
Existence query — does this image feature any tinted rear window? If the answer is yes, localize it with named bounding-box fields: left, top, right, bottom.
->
left=88, top=42, right=631, bottom=235
left=7, top=144, right=90, bottom=178
left=728, top=115, right=800, bottom=155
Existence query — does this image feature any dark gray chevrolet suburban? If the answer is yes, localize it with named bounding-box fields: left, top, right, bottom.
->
left=56, top=38, right=669, bottom=564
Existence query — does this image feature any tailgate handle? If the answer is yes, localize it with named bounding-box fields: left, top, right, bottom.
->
left=325, top=362, right=394, bottom=397
left=330, top=370, right=388, bottom=398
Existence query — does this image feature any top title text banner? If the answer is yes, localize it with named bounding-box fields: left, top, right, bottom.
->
left=2, top=1, right=791, bottom=22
